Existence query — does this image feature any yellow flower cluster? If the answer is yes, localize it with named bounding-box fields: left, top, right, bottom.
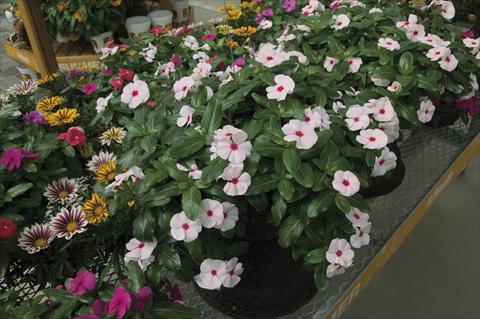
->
left=44, top=108, right=80, bottom=126
left=83, top=193, right=109, bottom=224
left=239, top=1, right=255, bottom=9
left=233, top=26, right=257, bottom=37
left=217, top=24, right=233, bottom=35
left=226, top=9, right=242, bottom=20
left=226, top=39, right=239, bottom=49
left=218, top=4, right=237, bottom=12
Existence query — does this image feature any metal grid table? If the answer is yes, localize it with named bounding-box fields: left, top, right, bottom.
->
left=182, top=120, right=480, bottom=319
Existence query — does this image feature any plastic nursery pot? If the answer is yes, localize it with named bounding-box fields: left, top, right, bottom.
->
left=359, top=143, right=406, bottom=199
left=171, top=0, right=190, bottom=24
left=148, top=10, right=173, bottom=29
left=125, top=16, right=151, bottom=37
left=425, top=109, right=461, bottom=128
left=90, top=31, right=114, bottom=54
left=16, top=64, right=38, bottom=81
left=195, top=211, right=317, bottom=319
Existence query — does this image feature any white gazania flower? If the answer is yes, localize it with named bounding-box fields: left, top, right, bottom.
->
left=332, top=14, right=350, bottom=30
left=345, top=106, right=370, bottom=131
left=44, top=178, right=79, bottom=205
left=213, top=125, right=242, bottom=142
left=421, top=33, right=451, bottom=47
left=254, top=43, right=288, bottom=68
left=333, top=101, right=346, bottom=113
left=356, top=129, right=388, bottom=150
left=378, top=38, right=400, bottom=51
left=387, top=81, right=402, bottom=93
left=51, top=206, right=88, bottom=240
left=324, top=56, right=339, bottom=72
left=7, top=79, right=38, bottom=96
left=170, top=211, right=202, bottom=242
left=287, top=51, right=308, bottom=64
left=405, top=25, right=426, bottom=42
left=371, top=77, right=391, bottom=87
left=372, top=147, right=398, bottom=177
left=173, top=76, right=196, bottom=101
left=96, top=93, right=113, bottom=113
left=191, top=62, right=212, bottom=81
left=426, top=46, right=451, bottom=61
left=100, top=46, right=118, bottom=59
left=87, top=151, right=116, bottom=172
left=140, top=43, right=157, bottom=63
left=332, top=170, right=360, bottom=197
left=347, top=57, right=363, bottom=73
left=369, top=8, right=383, bottom=13
left=177, top=163, right=202, bottom=179
left=282, top=119, right=318, bottom=150
left=350, top=222, right=371, bottom=249
left=372, top=97, right=395, bottom=122
left=176, top=105, right=195, bottom=127
left=194, top=259, right=227, bottom=290
left=199, top=199, right=224, bottom=228
left=221, top=257, right=244, bottom=288
left=216, top=202, right=239, bottom=232
left=259, top=19, right=273, bottom=30
left=220, top=164, right=251, bottom=196
left=18, top=223, right=55, bottom=254
left=215, top=130, right=252, bottom=164
left=121, top=80, right=150, bottom=109
left=266, top=75, right=295, bottom=101
left=124, top=237, right=157, bottom=271
left=396, top=14, right=418, bottom=31
left=184, top=35, right=199, bottom=50
left=438, top=54, right=458, bottom=72
left=326, top=264, right=346, bottom=278
left=326, top=238, right=354, bottom=268
left=100, top=127, right=127, bottom=146
left=379, top=116, right=400, bottom=144
left=417, top=98, right=435, bottom=123
left=345, top=207, right=370, bottom=228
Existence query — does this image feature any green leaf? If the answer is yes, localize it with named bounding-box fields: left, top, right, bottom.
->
left=140, top=135, right=157, bottom=153
left=253, top=141, right=283, bottom=158
left=278, top=215, right=304, bottom=248
left=247, top=175, right=280, bottom=195
left=0, top=249, right=9, bottom=278
left=191, top=86, right=207, bottom=108
left=278, top=179, right=295, bottom=201
left=152, top=302, right=201, bottom=319
left=42, top=289, right=77, bottom=303
left=314, top=264, right=329, bottom=291
left=201, top=99, right=223, bottom=134
left=307, top=191, right=334, bottom=217
left=63, top=145, right=76, bottom=157
left=201, top=158, right=228, bottom=184
left=417, top=75, right=439, bottom=92
left=365, top=150, right=377, bottom=167
left=317, top=142, right=339, bottom=170
left=315, top=88, right=327, bottom=107
left=169, top=132, right=205, bottom=159
left=335, top=194, right=351, bottom=214
left=304, top=248, right=326, bottom=264
left=5, top=183, right=33, bottom=199
left=396, top=101, right=421, bottom=126
left=52, top=300, right=79, bottom=319
left=182, top=186, right=201, bottom=220
left=303, top=42, right=321, bottom=64
left=157, top=245, right=181, bottom=271
left=292, top=163, right=314, bottom=188
left=146, top=262, right=162, bottom=287
left=133, top=209, right=156, bottom=241
left=271, top=192, right=287, bottom=225
left=282, top=148, right=301, bottom=174
left=398, top=52, right=414, bottom=75
left=127, top=261, right=145, bottom=292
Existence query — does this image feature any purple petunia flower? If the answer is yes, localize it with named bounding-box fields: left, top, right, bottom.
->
left=233, top=57, right=246, bottom=67
left=1, top=148, right=38, bottom=171
left=281, top=0, right=296, bottom=12
left=23, top=110, right=48, bottom=125
left=82, top=82, right=97, bottom=95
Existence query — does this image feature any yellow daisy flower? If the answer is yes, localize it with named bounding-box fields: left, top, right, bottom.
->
left=226, top=39, right=239, bottom=49
left=45, top=108, right=80, bottom=126
left=95, top=160, right=117, bottom=184
left=218, top=4, right=236, bottom=12
left=110, top=0, right=122, bottom=6
left=56, top=1, right=68, bottom=12
left=37, top=74, right=54, bottom=85
left=74, top=10, right=85, bottom=22
left=36, top=96, right=63, bottom=112
left=99, top=127, right=127, bottom=146
left=217, top=25, right=233, bottom=35
left=240, top=1, right=255, bottom=9
left=128, top=50, right=138, bottom=56
left=226, top=9, right=242, bottom=20
left=83, top=193, right=109, bottom=224
left=233, top=26, right=257, bottom=37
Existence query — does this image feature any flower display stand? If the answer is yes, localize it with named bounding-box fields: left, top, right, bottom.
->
left=182, top=120, right=480, bottom=319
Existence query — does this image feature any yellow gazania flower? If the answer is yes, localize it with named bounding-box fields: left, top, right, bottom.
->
left=218, top=4, right=236, bottom=12
left=110, top=0, right=122, bottom=6
left=240, top=1, right=255, bottom=9
left=45, top=108, right=79, bottom=126
left=37, top=74, right=54, bottom=85
left=36, top=96, right=63, bottom=112
left=217, top=24, right=233, bottom=35
left=226, top=39, right=239, bottom=49
left=83, top=193, right=109, bottom=224
left=74, top=10, right=85, bottom=22
left=99, top=127, right=127, bottom=146
left=128, top=50, right=138, bottom=56
left=128, top=200, right=135, bottom=207
left=226, top=9, right=242, bottom=20
left=95, top=160, right=117, bottom=184
left=56, top=1, right=67, bottom=12
left=233, top=26, right=257, bottom=37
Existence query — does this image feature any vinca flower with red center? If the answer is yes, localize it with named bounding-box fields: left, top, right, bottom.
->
left=326, top=238, right=354, bottom=268
left=221, top=257, right=244, bottom=288
left=199, top=199, right=224, bottom=228
left=176, top=105, right=195, bottom=127
left=214, top=129, right=252, bottom=164
left=51, top=206, right=88, bottom=240
left=356, top=129, right=388, bottom=150
left=18, top=223, right=55, bottom=254
left=173, top=76, right=195, bottom=101
left=266, top=74, right=295, bottom=101
left=422, top=33, right=450, bottom=47
left=332, top=14, right=350, bottom=30
left=220, top=164, right=251, bottom=196
left=345, top=208, right=370, bottom=228
left=426, top=46, right=451, bottom=61
left=124, top=238, right=157, bottom=271
left=170, top=211, right=202, bottom=242
left=194, top=259, right=227, bottom=290
left=345, top=106, right=370, bottom=131
left=347, top=57, right=362, bottom=73
left=332, top=170, right=360, bottom=197
left=176, top=162, right=202, bottom=179
left=372, top=147, right=397, bottom=177
left=350, top=222, right=371, bottom=248
left=372, top=97, right=396, bottom=122
left=215, top=202, right=239, bottom=232
left=417, top=98, right=436, bottom=123
left=378, top=37, right=400, bottom=51
left=282, top=119, right=318, bottom=150
left=323, top=56, right=338, bottom=72
left=120, top=80, right=150, bottom=108
left=438, top=54, right=458, bottom=71
left=254, top=43, right=288, bottom=68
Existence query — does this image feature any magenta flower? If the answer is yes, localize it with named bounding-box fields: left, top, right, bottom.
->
left=456, top=97, right=479, bottom=117
left=66, top=270, right=96, bottom=296
left=23, top=110, right=48, bottom=125
left=234, top=57, right=246, bottom=67
left=202, top=33, right=216, bottom=41
left=171, top=53, right=183, bottom=66
left=164, top=278, right=183, bottom=302
left=461, top=30, right=475, bottom=39
left=92, top=299, right=108, bottom=315
left=74, top=315, right=99, bottom=319
left=82, top=82, right=97, bottom=95
left=281, top=0, right=296, bottom=12
left=108, top=287, right=132, bottom=319
left=103, top=67, right=113, bottom=75
left=131, top=286, right=153, bottom=313
left=147, top=101, right=157, bottom=107
left=1, top=148, right=38, bottom=171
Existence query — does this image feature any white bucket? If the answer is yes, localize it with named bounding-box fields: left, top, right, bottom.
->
left=171, top=0, right=190, bottom=23
left=125, top=16, right=152, bottom=36
left=149, top=10, right=173, bottom=28
left=90, top=31, right=113, bottom=54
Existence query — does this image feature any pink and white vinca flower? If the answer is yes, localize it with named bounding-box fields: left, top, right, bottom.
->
left=214, top=128, right=252, bottom=164
left=438, top=54, right=458, bottom=72
left=429, top=0, right=455, bottom=20
left=378, top=37, right=400, bottom=51
left=96, top=93, right=113, bottom=113
left=282, top=119, right=318, bottom=150
left=332, top=14, right=350, bottom=30
left=387, top=81, right=401, bottom=93
left=396, top=14, right=418, bottom=30
left=221, top=257, right=244, bottom=288
left=105, top=166, right=145, bottom=192
left=372, top=147, right=397, bottom=177
left=379, top=116, right=400, bottom=143
left=346, top=207, right=370, bottom=228
left=324, top=56, right=339, bottom=72
left=350, top=222, right=371, bottom=249
left=332, top=170, right=360, bottom=197
left=176, top=105, right=195, bottom=127
left=184, top=35, right=199, bottom=50
left=326, top=238, right=354, bottom=268
left=417, top=98, right=435, bottom=123
left=194, top=259, right=227, bottom=290
left=304, top=107, right=330, bottom=130
left=372, top=97, right=396, bottom=122
left=215, top=202, right=239, bottom=232
left=356, top=129, right=388, bottom=150
left=220, top=164, right=251, bottom=196
left=426, top=46, right=451, bottom=61
left=173, top=76, right=195, bottom=101
left=326, top=264, right=346, bottom=278
left=254, top=43, right=288, bottom=68
left=199, top=199, right=224, bottom=228
left=170, top=211, right=202, bottom=242
left=266, top=75, right=295, bottom=101
left=463, top=38, right=480, bottom=59
left=121, top=80, right=150, bottom=109
left=345, top=106, right=370, bottom=131
left=421, top=33, right=451, bottom=48
left=347, top=57, right=362, bottom=73
left=405, top=24, right=426, bottom=42
left=124, top=238, right=157, bottom=271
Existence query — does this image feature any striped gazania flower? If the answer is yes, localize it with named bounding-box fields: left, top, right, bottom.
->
left=86, top=151, right=117, bottom=172
left=44, top=177, right=78, bottom=205
left=18, top=223, right=55, bottom=254
left=7, top=79, right=38, bottom=96
left=51, top=206, right=88, bottom=240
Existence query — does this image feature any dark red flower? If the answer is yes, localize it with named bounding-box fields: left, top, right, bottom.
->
left=58, top=126, right=86, bottom=146
left=150, top=26, right=164, bottom=35
left=0, top=218, right=17, bottom=239
left=111, top=77, right=124, bottom=90
left=119, top=68, right=135, bottom=81
left=207, top=56, right=225, bottom=71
